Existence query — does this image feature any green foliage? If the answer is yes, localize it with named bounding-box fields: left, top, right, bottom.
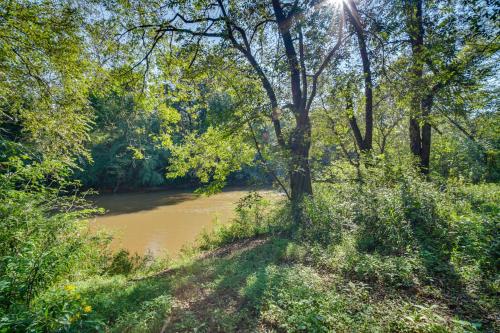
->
left=75, top=275, right=172, bottom=332
left=0, top=159, right=108, bottom=331
left=28, top=285, right=102, bottom=332
left=258, top=265, right=472, bottom=333
left=77, top=92, right=171, bottom=190
left=432, top=129, right=497, bottom=183
left=167, top=127, right=255, bottom=194
left=106, top=249, right=152, bottom=276
left=0, top=0, right=498, bottom=332
left=11, top=174, right=493, bottom=332
left=445, top=183, right=499, bottom=281
left=259, top=265, right=353, bottom=332
left=354, top=166, right=441, bottom=255
left=0, top=4, right=108, bottom=329
left=198, top=191, right=281, bottom=249
left=306, top=158, right=498, bottom=282
left=325, top=168, right=496, bottom=284
left=299, top=186, right=354, bottom=245
left=0, top=0, right=95, bottom=165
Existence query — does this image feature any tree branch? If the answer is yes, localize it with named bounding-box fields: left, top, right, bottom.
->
left=217, top=0, right=286, bottom=148
left=298, top=25, right=308, bottom=106
left=248, top=122, right=291, bottom=200
left=272, top=0, right=303, bottom=115
left=306, top=13, right=345, bottom=113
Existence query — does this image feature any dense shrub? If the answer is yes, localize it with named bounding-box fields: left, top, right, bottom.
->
left=28, top=285, right=103, bottom=332
left=0, top=160, right=107, bottom=331
left=299, top=185, right=355, bottom=245
left=106, top=249, right=154, bottom=276
left=198, top=191, right=290, bottom=249
left=295, top=162, right=499, bottom=295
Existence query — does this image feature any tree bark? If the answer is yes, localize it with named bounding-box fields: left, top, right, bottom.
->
left=289, top=115, right=313, bottom=203
left=346, top=0, right=373, bottom=151
left=407, top=0, right=432, bottom=173
left=420, top=94, right=433, bottom=173
left=346, top=95, right=366, bottom=151
left=272, top=0, right=313, bottom=208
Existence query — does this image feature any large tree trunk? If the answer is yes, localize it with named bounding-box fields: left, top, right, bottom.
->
left=407, top=0, right=432, bottom=173
left=289, top=115, right=313, bottom=223
left=409, top=116, right=422, bottom=157
left=408, top=0, right=424, bottom=163
left=290, top=116, right=313, bottom=203
left=272, top=0, right=313, bottom=215
left=346, top=0, right=373, bottom=152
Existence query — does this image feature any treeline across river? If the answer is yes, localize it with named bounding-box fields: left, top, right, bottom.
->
left=75, top=92, right=272, bottom=192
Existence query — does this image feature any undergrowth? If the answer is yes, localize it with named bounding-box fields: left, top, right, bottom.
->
left=2, top=166, right=498, bottom=332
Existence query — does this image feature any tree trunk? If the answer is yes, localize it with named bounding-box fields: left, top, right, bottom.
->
left=272, top=0, right=313, bottom=218
left=420, top=95, right=433, bottom=173
left=347, top=95, right=367, bottom=151
left=408, top=0, right=424, bottom=163
left=407, top=0, right=432, bottom=174
left=346, top=0, right=373, bottom=151
left=289, top=115, right=313, bottom=222
left=409, top=116, right=421, bottom=157
left=290, top=117, right=313, bottom=203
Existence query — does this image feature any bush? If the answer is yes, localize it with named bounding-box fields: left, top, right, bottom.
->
left=0, top=159, right=107, bottom=331
left=298, top=161, right=499, bottom=296
left=28, top=285, right=103, bottom=332
left=298, top=185, right=354, bottom=245
left=343, top=163, right=451, bottom=256
left=106, top=249, right=153, bottom=276
left=198, top=191, right=289, bottom=249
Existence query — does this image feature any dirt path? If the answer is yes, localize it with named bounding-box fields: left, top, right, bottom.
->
left=159, top=237, right=270, bottom=332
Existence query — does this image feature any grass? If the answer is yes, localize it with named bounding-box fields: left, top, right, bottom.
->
left=41, top=183, right=498, bottom=332
left=67, top=233, right=497, bottom=332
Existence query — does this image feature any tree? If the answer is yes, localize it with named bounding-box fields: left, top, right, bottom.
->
left=0, top=1, right=95, bottom=167
left=109, top=0, right=347, bottom=216
left=402, top=0, right=498, bottom=174
left=344, top=0, right=373, bottom=152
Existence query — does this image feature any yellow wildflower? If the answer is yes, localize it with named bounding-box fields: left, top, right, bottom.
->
left=64, top=285, right=76, bottom=292
left=83, top=305, right=92, bottom=313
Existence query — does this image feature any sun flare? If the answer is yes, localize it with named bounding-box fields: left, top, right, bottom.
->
left=327, top=0, right=344, bottom=8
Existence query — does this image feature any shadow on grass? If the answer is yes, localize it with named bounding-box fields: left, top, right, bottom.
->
left=411, top=225, right=495, bottom=330
left=77, top=237, right=291, bottom=332
left=78, top=225, right=496, bottom=332
left=78, top=274, right=173, bottom=332
left=352, top=197, right=498, bottom=332
left=162, top=237, right=291, bottom=332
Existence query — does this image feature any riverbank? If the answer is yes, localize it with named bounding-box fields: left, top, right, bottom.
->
left=69, top=182, right=498, bottom=332
left=73, top=233, right=498, bottom=332
left=14, top=181, right=498, bottom=332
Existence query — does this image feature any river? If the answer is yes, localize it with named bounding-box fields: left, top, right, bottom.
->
left=91, top=188, right=266, bottom=257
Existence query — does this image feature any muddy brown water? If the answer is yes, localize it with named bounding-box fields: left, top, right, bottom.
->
left=91, top=188, right=272, bottom=257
